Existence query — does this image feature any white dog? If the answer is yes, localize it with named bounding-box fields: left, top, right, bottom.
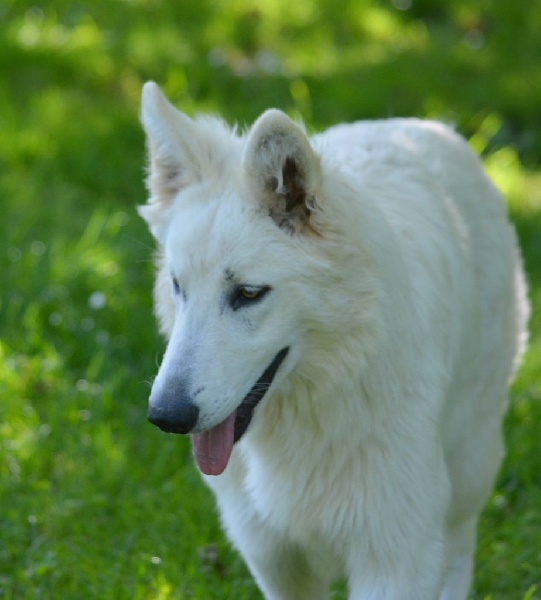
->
left=138, top=81, right=529, bottom=600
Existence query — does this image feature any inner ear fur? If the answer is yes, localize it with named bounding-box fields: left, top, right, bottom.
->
left=243, top=110, right=322, bottom=234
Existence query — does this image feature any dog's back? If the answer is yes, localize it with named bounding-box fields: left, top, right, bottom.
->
left=319, top=118, right=529, bottom=519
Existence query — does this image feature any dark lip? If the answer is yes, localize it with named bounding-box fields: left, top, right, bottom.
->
left=233, top=347, right=289, bottom=443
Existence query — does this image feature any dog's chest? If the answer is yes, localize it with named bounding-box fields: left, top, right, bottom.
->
left=240, top=431, right=365, bottom=548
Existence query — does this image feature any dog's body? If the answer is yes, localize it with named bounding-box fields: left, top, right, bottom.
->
left=139, top=82, right=529, bottom=600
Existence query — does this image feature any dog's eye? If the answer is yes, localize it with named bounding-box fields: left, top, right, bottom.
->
left=232, top=286, right=270, bottom=310
left=171, top=276, right=182, bottom=297
left=239, top=287, right=262, bottom=300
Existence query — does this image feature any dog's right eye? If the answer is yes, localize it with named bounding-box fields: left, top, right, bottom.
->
left=172, top=276, right=182, bottom=296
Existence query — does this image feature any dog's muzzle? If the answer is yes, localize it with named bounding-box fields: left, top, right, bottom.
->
left=147, top=347, right=289, bottom=440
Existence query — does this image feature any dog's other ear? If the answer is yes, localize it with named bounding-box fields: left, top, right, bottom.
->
left=138, top=82, right=200, bottom=236
left=243, top=110, right=321, bottom=234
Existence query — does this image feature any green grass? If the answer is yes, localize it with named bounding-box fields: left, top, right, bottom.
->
left=1, top=0, right=540, bottom=598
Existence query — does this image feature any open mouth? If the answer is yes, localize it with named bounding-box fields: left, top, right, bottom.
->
left=191, top=346, right=289, bottom=476
left=233, top=346, right=290, bottom=442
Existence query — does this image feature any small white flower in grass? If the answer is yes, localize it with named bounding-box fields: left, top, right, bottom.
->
left=88, top=291, right=106, bottom=310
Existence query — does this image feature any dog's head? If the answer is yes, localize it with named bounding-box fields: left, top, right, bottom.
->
left=139, top=83, right=372, bottom=476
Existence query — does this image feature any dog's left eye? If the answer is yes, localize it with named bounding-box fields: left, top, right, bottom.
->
left=232, top=286, right=270, bottom=310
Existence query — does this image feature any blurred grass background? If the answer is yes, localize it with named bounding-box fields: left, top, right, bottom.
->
left=0, top=0, right=540, bottom=598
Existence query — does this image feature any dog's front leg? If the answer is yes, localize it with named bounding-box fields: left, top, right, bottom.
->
left=231, top=516, right=330, bottom=599
left=212, top=471, right=331, bottom=599
left=346, top=535, right=446, bottom=600
left=343, top=435, right=451, bottom=600
left=242, top=533, right=331, bottom=600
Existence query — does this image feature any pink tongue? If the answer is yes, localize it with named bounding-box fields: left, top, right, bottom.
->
left=191, top=411, right=236, bottom=476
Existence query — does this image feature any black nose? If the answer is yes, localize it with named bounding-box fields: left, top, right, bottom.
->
left=148, top=403, right=199, bottom=434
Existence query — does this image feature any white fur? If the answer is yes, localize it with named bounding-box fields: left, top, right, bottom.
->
left=139, top=81, right=529, bottom=599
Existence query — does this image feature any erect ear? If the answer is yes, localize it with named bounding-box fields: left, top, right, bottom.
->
left=138, top=82, right=201, bottom=237
left=243, top=110, right=321, bottom=234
